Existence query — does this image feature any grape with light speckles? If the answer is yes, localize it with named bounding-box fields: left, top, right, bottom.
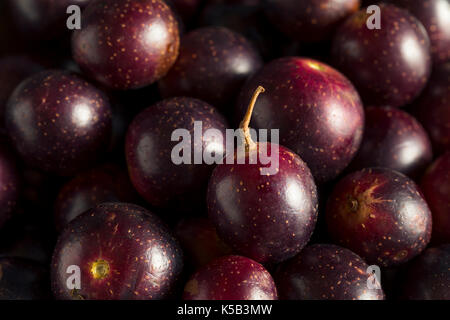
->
left=265, top=0, right=361, bottom=42
left=275, top=244, right=385, bottom=300
left=5, top=70, right=112, bottom=176
left=326, top=167, right=432, bottom=267
left=387, top=0, right=450, bottom=64
left=54, top=164, right=137, bottom=232
left=51, top=202, right=183, bottom=300
left=420, top=152, right=450, bottom=245
left=183, top=255, right=278, bottom=300
left=412, top=62, right=450, bottom=155
left=126, top=97, right=228, bottom=215
left=158, top=26, right=263, bottom=113
left=348, top=107, right=433, bottom=179
left=401, top=244, right=450, bottom=300
left=236, top=57, right=364, bottom=184
left=0, top=140, right=21, bottom=229
left=72, top=0, right=180, bottom=90
left=331, top=3, right=432, bottom=108
left=209, top=87, right=318, bottom=264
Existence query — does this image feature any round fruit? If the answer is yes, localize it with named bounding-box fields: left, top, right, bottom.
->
left=388, top=0, right=450, bottom=64
left=0, top=56, right=43, bottom=129
left=349, top=107, right=433, bottom=178
left=0, top=140, right=20, bottom=229
left=183, top=255, right=278, bottom=300
left=72, top=0, right=180, bottom=90
left=5, top=70, right=112, bottom=176
left=265, top=0, right=360, bottom=42
left=275, top=244, right=385, bottom=300
left=236, top=57, right=364, bottom=184
left=126, top=97, right=228, bottom=214
left=420, top=152, right=450, bottom=244
left=326, top=167, right=432, bottom=267
left=54, top=164, right=137, bottom=232
left=51, top=202, right=183, bottom=300
left=175, top=217, right=232, bottom=269
left=209, top=87, right=318, bottom=264
left=331, top=3, right=432, bottom=107
left=6, top=0, right=91, bottom=40
left=401, top=244, right=450, bottom=300
left=412, top=62, right=450, bottom=155
left=0, top=257, right=50, bottom=300
left=158, top=26, right=263, bottom=113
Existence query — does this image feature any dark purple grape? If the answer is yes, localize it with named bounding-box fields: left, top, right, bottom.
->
left=326, top=167, right=432, bottom=267
left=331, top=3, right=432, bottom=107
left=349, top=107, right=433, bottom=179
left=51, top=202, right=184, bottom=300
left=126, top=97, right=228, bottom=214
left=5, top=70, right=112, bottom=176
left=183, top=255, right=278, bottom=300
left=159, top=26, right=263, bottom=113
left=276, top=244, right=385, bottom=300
left=72, top=0, right=180, bottom=90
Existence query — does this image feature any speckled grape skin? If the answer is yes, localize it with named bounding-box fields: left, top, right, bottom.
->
left=207, top=143, right=318, bottom=264
left=236, top=57, right=364, bottom=184
left=0, top=141, right=21, bottom=229
left=349, top=107, right=433, bottom=179
left=51, top=202, right=183, bottom=300
left=158, top=26, right=263, bottom=112
left=126, top=97, right=228, bottom=214
left=54, top=164, right=137, bottom=232
left=388, top=0, right=450, bottom=64
left=6, top=0, right=91, bottom=40
left=331, top=4, right=432, bottom=108
left=183, top=255, right=278, bottom=300
left=412, top=62, right=450, bottom=155
left=175, top=217, right=232, bottom=269
left=0, top=56, right=43, bottom=129
left=421, top=153, right=450, bottom=245
left=0, top=257, right=50, bottom=300
left=401, top=244, right=450, bottom=300
left=265, top=0, right=360, bottom=42
left=275, top=244, right=385, bottom=300
left=5, top=70, right=112, bottom=176
left=72, top=0, right=180, bottom=90
left=326, top=168, right=432, bottom=267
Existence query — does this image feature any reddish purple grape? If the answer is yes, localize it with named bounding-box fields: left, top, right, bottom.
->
left=420, top=152, right=450, bottom=244
left=412, top=62, right=450, bottom=155
left=388, top=0, right=450, bottom=64
left=158, top=26, right=263, bottom=112
left=401, top=244, right=450, bottom=300
left=331, top=3, right=432, bottom=107
left=5, top=70, right=112, bottom=176
left=349, top=107, right=433, bottom=178
left=0, top=56, right=43, bottom=129
left=183, top=255, right=278, bottom=300
left=5, top=0, right=91, bottom=40
left=326, top=168, right=432, bottom=267
left=275, top=244, right=385, bottom=300
left=54, top=164, right=137, bottom=232
left=126, top=97, right=228, bottom=214
left=265, top=0, right=361, bottom=42
left=236, top=57, right=364, bottom=184
left=0, top=257, right=50, bottom=300
left=0, top=140, right=20, bottom=229
left=51, top=202, right=183, bottom=300
left=175, top=217, right=232, bottom=269
left=72, top=0, right=180, bottom=90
